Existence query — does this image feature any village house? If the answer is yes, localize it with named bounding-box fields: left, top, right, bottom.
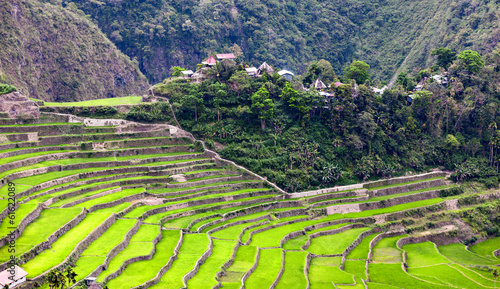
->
left=371, top=85, right=388, bottom=95
left=245, top=67, right=258, bottom=77
left=257, top=62, right=274, bottom=75
left=202, top=55, right=217, bottom=66
left=0, top=266, right=28, bottom=289
left=278, top=70, right=294, bottom=81
left=215, top=53, right=236, bottom=61
left=181, top=70, right=194, bottom=77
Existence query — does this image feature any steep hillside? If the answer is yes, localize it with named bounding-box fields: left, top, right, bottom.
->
left=0, top=0, right=149, bottom=102
left=71, top=0, right=500, bottom=83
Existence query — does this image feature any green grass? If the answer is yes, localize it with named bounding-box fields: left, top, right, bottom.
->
left=449, top=264, right=498, bottom=287
left=105, top=229, right=180, bottom=289
left=73, top=256, right=106, bottom=283
left=368, top=263, right=450, bottom=289
left=148, top=180, right=260, bottom=194
left=0, top=207, right=82, bottom=263
left=367, top=177, right=444, bottom=190
left=189, top=215, right=223, bottom=231
left=82, top=219, right=137, bottom=256
left=48, top=186, right=122, bottom=207
left=187, top=239, right=237, bottom=288
left=282, top=235, right=308, bottom=250
left=0, top=144, right=74, bottom=154
left=275, top=251, right=307, bottom=289
left=212, top=221, right=263, bottom=240
left=343, top=198, right=443, bottom=218
left=402, top=241, right=450, bottom=267
left=437, top=243, right=498, bottom=265
left=346, top=233, right=379, bottom=259
left=307, top=227, right=371, bottom=255
left=220, top=245, right=258, bottom=287
left=309, top=257, right=355, bottom=287
left=74, top=187, right=145, bottom=208
left=343, top=260, right=367, bottom=280
left=408, top=264, right=487, bottom=288
left=468, top=236, right=500, bottom=258
left=97, top=225, right=159, bottom=282
left=23, top=211, right=114, bottom=277
left=150, top=233, right=209, bottom=288
left=0, top=203, right=38, bottom=237
left=245, top=248, right=282, bottom=289
left=250, top=215, right=343, bottom=248
left=0, top=149, right=77, bottom=166
left=43, top=96, right=143, bottom=107
left=372, top=235, right=407, bottom=263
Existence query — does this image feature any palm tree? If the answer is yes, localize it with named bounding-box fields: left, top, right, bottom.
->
left=65, top=267, right=77, bottom=287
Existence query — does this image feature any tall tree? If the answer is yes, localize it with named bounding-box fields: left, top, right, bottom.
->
left=251, top=86, right=275, bottom=131
left=344, top=61, right=370, bottom=84
left=457, top=50, right=484, bottom=73
left=431, top=47, right=456, bottom=69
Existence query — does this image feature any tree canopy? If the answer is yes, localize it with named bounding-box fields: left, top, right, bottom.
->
left=344, top=61, right=370, bottom=84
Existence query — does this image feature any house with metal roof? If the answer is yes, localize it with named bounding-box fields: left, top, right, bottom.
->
left=215, top=53, right=236, bottom=61
left=0, top=266, right=28, bottom=289
left=278, top=70, right=294, bottom=81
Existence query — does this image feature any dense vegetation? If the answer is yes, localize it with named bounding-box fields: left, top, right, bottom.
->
left=155, top=47, right=500, bottom=192
left=0, top=0, right=149, bottom=101
left=68, top=0, right=500, bottom=83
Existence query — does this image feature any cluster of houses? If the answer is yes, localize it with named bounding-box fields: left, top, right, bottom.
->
left=180, top=53, right=295, bottom=81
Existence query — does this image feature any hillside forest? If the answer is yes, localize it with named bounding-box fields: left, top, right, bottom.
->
left=154, top=47, right=500, bottom=192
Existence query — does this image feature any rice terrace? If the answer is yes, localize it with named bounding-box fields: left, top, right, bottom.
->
left=0, top=93, right=499, bottom=289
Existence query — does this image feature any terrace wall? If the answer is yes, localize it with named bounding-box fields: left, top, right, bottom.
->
left=301, top=223, right=367, bottom=251
left=0, top=203, right=44, bottom=248
left=363, top=171, right=447, bottom=189
left=240, top=247, right=260, bottom=287
left=182, top=235, right=213, bottom=286
left=269, top=250, right=285, bottom=289
left=396, top=229, right=460, bottom=247
left=369, top=179, right=447, bottom=197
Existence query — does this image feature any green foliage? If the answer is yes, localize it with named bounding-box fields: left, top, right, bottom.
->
left=344, top=61, right=370, bottom=84
left=0, top=83, right=16, bottom=95
left=251, top=86, right=274, bottom=130
left=171, top=66, right=187, bottom=77
left=431, top=47, right=456, bottom=69
left=126, top=101, right=173, bottom=123
left=457, top=50, right=485, bottom=73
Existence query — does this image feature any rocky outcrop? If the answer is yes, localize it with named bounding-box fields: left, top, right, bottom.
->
left=0, top=92, right=40, bottom=119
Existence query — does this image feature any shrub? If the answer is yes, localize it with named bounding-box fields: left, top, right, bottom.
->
left=0, top=83, right=17, bottom=95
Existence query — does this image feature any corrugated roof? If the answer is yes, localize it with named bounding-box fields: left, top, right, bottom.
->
left=181, top=70, right=194, bottom=75
left=278, top=70, right=294, bottom=76
left=202, top=55, right=217, bottom=65
left=245, top=67, right=258, bottom=73
left=0, top=266, right=28, bottom=286
left=216, top=53, right=236, bottom=59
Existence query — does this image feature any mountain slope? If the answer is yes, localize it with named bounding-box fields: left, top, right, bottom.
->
left=71, top=0, right=500, bottom=83
left=0, top=0, right=149, bottom=102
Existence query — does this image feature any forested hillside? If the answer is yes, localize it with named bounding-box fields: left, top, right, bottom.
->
left=70, top=0, right=500, bottom=83
left=154, top=47, right=500, bottom=192
left=0, top=0, right=149, bottom=101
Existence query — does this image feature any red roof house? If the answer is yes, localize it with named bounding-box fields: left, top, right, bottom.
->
left=215, top=53, right=236, bottom=60
left=202, top=55, right=217, bottom=66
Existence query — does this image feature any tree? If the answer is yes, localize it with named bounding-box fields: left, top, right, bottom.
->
left=431, top=47, right=456, bottom=69
left=182, top=91, right=203, bottom=122
left=396, top=72, right=415, bottom=91
left=344, top=61, right=370, bottom=84
left=170, top=66, right=186, bottom=77
left=251, top=86, right=274, bottom=131
left=303, top=59, right=337, bottom=86
left=321, top=163, right=342, bottom=184
left=65, top=267, right=77, bottom=287
left=457, top=50, right=484, bottom=73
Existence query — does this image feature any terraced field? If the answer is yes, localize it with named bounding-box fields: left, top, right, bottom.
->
left=1, top=112, right=499, bottom=289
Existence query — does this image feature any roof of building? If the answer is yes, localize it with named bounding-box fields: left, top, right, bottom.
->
left=245, top=67, right=258, bottom=73
left=181, top=70, right=194, bottom=75
left=216, top=53, right=236, bottom=59
left=278, top=70, right=294, bottom=76
left=0, top=266, right=28, bottom=286
left=258, top=62, right=274, bottom=73
left=312, top=79, right=326, bottom=90
left=333, top=82, right=344, bottom=87
left=202, top=55, right=217, bottom=65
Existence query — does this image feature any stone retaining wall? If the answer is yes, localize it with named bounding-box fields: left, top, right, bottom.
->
left=341, top=228, right=377, bottom=267
left=143, top=195, right=280, bottom=223
left=0, top=203, right=44, bottom=248
left=301, top=224, right=367, bottom=251
left=369, top=179, right=447, bottom=197
left=304, top=190, right=366, bottom=203
left=164, top=175, right=245, bottom=189
left=1, top=206, right=85, bottom=271
left=269, top=250, right=286, bottom=289
left=494, top=248, right=500, bottom=257
left=207, top=216, right=270, bottom=235
left=31, top=213, right=118, bottom=285
left=239, top=221, right=269, bottom=243
left=310, top=195, right=369, bottom=208
left=241, top=246, right=260, bottom=287
left=223, top=200, right=303, bottom=220
left=304, top=253, right=312, bottom=289
left=244, top=217, right=309, bottom=246
left=61, top=187, right=122, bottom=208
left=396, top=230, right=460, bottom=248
left=186, top=214, right=222, bottom=232
left=363, top=171, right=447, bottom=189
left=182, top=235, right=213, bottom=287
left=358, top=190, right=441, bottom=211
left=326, top=203, right=361, bottom=215
left=102, top=225, right=163, bottom=285
left=38, top=129, right=171, bottom=146
left=88, top=192, right=148, bottom=212
left=0, top=145, right=78, bottom=160
left=216, top=241, right=241, bottom=281
left=80, top=137, right=192, bottom=150
left=280, top=230, right=306, bottom=248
